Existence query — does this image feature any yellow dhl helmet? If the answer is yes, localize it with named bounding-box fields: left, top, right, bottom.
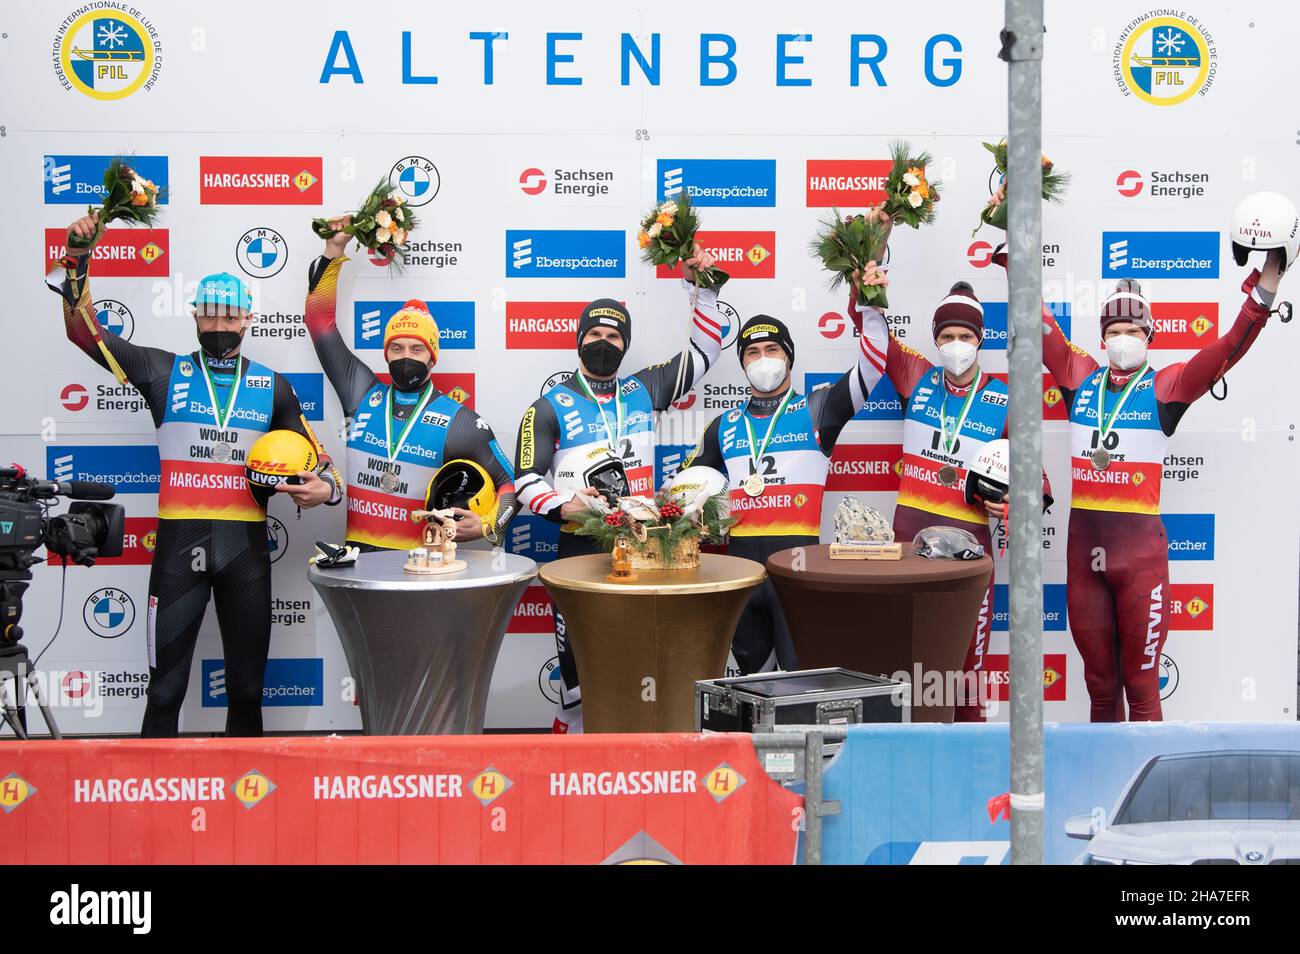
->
left=426, top=459, right=498, bottom=525
left=246, top=429, right=319, bottom=507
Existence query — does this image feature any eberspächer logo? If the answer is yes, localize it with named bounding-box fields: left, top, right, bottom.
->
left=1114, top=12, right=1216, bottom=106
left=53, top=5, right=163, bottom=100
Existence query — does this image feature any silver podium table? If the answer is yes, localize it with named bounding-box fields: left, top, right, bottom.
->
left=309, top=550, right=537, bottom=735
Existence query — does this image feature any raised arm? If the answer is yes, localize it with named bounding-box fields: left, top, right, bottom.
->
left=633, top=278, right=727, bottom=410
left=302, top=241, right=380, bottom=418
left=846, top=288, right=932, bottom=400
left=809, top=294, right=889, bottom=454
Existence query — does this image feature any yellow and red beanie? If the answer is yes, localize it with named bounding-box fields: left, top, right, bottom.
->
left=384, top=300, right=440, bottom=364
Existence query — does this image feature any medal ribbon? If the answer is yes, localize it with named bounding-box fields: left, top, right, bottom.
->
left=743, top=389, right=795, bottom=472
left=384, top=383, right=435, bottom=463
left=939, top=369, right=980, bottom=455
left=1095, top=362, right=1149, bottom=442
left=575, top=372, right=625, bottom=451
left=198, top=356, right=242, bottom=431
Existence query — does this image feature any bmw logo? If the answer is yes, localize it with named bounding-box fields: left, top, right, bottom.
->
left=541, top=371, right=572, bottom=396
left=389, top=156, right=441, bottom=207
left=538, top=656, right=561, bottom=704
left=1244, top=850, right=1265, bottom=864
left=715, top=300, right=741, bottom=350
left=94, top=299, right=134, bottom=341
left=83, top=588, right=136, bottom=639
left=237, top=227, right=287, bottom=279
left=1158, top=653, right=1179, bottom=700
left=265, top=515, right=289, bottom=565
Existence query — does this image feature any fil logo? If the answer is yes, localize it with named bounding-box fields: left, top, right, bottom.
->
left=360, top=308, right=382, bottom=341
left=469, top=767, right=513, bottom=806
left=511, top=237, right=533, bottom=269
left=662, top=166, right=684, bottom=197
left=232, top=770, right=276, bottom=810
left=49, top=160, right=73, bottom=195
left=519, top=168, right=547, bottom=195
left=171, top=381, right=190, bottom=412
left=1108, top=239, right=1129, bottom=269
left=53, top=455, right=74, bottom=481
left=1116, top=170, right=1144, bottom=197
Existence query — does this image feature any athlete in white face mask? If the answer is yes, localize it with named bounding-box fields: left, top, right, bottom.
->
left=684, top=262, right=890, bottom=673
left=846, top=209, right=1052, bottom=720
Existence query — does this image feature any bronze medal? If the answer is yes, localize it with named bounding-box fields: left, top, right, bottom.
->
left=937, top=465, right=959, bottom=487
left=1090, top=448, right=1111, bottom=471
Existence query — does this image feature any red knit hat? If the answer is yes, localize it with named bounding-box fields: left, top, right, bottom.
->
left=932, top=281, right=984, bottom=340
left=1099, top=280, right=1154, bottom=340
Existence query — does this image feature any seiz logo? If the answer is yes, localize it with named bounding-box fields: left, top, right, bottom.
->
left=1168, top=583, right=1213, bottom=631
left=245, top=374, right=272, bottom=390
left=984, top=653, right=1068, bottom=702
left=420, top=410, right=451, bottom=428
left=44, top=154, right=169, bottom=205
left=353, top=300, right=475, bottom=349
left=980, top=301, right=1071, bottom=350
left=992, top=584, right=1067, bottom=631
left=657, top=158, right=777, bottom=207
left=518, top=167, right=547, bottom=194
left=1149, top=302, right=1218, bottom=349
left=508, top=585, right=555, bottom=633
left=656, top=230, right=776, bottom=280
left=825, top=443, right=902, bottom=491
left=1116, top=169, right=1144, bottom=196
left=805, top=158, right=893, bottom=206
left=1162, top=512, right=1214, bottom=560
left=505, top=229, right=625, bottom=277
left=199, top=156, right=323, bottom=204
left=1102, top=231, right=1219, bottom=279
left=44, top=228, right=169, bottom=277
left=47, top=445, right=160, bottom=491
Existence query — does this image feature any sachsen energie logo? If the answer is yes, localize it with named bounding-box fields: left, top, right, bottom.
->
left=45, top=228, right=168, bottom=278
left=45, top=154, right=169, bottom=205
left=805, top=159, right=893, bottom=207
left=658, top=159, right=776, bottom=207
left=506, top=230, right=625, bottom=278
left=353, top=300, right=475, bottom=350
left=52, top=6, right=163, bottom=100
left=657, top=231, right=775, bottom=280
left=199, top=157, right=323, bottom=204
left=1102, top=231, right=1219, bottom=279
left=1114, top=13, right=1217, bottom=106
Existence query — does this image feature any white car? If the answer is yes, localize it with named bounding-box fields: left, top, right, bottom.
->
left=1065, top=750, right=1300, bottom=865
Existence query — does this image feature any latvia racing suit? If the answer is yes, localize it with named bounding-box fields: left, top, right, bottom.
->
left=514, top=280, right=725, bottom=731
left=1041, top=270, right=1273, bottom=721
left=302, top=254, right=516, bottom=551
left=683, top=305, right=888, bottom=673
left=51, top=256, right=342, bottom=737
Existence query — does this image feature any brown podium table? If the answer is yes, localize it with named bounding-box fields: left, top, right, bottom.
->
left=539, top=554, right=766, bottom=733
left=766, top=546, right=993, bottom=723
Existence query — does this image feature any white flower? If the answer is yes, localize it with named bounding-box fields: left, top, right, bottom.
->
left=393, top=228, right=408, bottom=245
left=375, top=210, right=393, bottom=229
left=908, top=191, right=924, bottom=208
left=647, top=222, right=663, bottom=238
left=130, top=176, right=145, bottom=194
left=902, top=172, right=920, bottom=188
left=393, top=207, right=404, bottom=224
left=388, top=190, right=405, bottom=205
left=659, top=200, right=678, bottom=215
left=375, top=227, right=393, bottom=243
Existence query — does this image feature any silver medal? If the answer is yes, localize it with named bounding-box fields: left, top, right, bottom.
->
left=1090, top=448, right=1111, bottom=471
left=380, top=468, right=400, bottom=493
left=211, top=441, right=233, bottom=463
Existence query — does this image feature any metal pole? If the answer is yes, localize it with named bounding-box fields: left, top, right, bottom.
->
left=1003, top=0, right=1045, bottom=865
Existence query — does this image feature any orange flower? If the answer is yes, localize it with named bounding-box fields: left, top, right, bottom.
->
left=914, top=182, right=930, bottom=200
left=655, top=212, right=674, bottom=227
left=637, top=230, right=652, bottom=249
left=130, top=192, right=150, bottom=207
left=906, top=166, right=925, bottom=181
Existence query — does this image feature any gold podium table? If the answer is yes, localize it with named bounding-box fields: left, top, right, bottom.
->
left=538, top=554, right=766, bottom=733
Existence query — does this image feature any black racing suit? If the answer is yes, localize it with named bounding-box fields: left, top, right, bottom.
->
left=50, top=256, right=342, bottom=737
left=302, top=254, right=516, bottom=550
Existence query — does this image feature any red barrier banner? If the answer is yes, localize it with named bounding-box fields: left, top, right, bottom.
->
left=1, top=734, right=801, bottom=865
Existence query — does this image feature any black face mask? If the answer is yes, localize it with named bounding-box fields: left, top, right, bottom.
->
left=198, top=330, right=243, bottom=360
left=388, top=358, right=431, bottom=392
left=579, top=339, right=624, bottom=377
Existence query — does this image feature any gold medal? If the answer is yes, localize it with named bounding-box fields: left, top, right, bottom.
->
left=380, top=468, right=400, bottom=493
left=937, top=465, right=959, bottom=487
left=211, top=441, right=233, bottom=464
left=743, top=474, right=765, bottom=497
left=1090, top=448, right=1111, bottom=471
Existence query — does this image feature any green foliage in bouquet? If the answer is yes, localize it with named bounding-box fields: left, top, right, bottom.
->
left=68, top=156, right=164, bottom=249
left=975, top=139, right=1070, bottom=234
left=809, top=209, right=890, bottom=308
left=882, top=140, right=941, bottom=229
left=637, top=191, right=728, bottom=291
left=571, top=490, right=738, bottom=564
left=312, top=178, right=421, bottom=273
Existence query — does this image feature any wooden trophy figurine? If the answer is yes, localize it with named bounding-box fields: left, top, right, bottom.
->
left=606, top=537, right=637, bottom=583
left=404, top=508, right=468, bottom=574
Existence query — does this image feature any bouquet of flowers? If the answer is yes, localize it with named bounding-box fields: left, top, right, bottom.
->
left=312, top=179, right=420, bottom=271
left=572, top=488, right=736, bottom=566
left=974, top=139, right=1069, bottom=235
left=882, top=140, right=941, bottom=228
left=637, top=192, right=727, bottom=291
left=809, top=209, right=891, bottom=308
left=67, top=156, right=163, bottom=249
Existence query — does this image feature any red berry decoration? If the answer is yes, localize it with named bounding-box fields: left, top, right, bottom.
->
left=660, top=502, right=683, bottom=519
left=604, top=513, right=623, bottom=527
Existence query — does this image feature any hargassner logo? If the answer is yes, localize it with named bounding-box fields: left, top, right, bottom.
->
left=657, top=159, right=776, bottom=207
left=505, top=230, right=625, bottom=278
left=44, top=155, right=169, bottom=205
left=1101, top=231, right=1219, bottom=279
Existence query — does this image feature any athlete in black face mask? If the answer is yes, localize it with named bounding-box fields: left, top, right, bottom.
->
left=301, top=216, right=518, bottom=551
left=48, top=212, right=343, bottom=738
left=513, top=248, right=724, bottom=733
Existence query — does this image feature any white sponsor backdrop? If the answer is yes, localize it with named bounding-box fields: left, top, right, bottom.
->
left=1, top=1, right=1295, bottom=734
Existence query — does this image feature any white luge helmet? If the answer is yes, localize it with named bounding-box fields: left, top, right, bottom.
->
left=964, top=438, right=1010, bottom=506
left=1230, top=191, right=1300, bottom=275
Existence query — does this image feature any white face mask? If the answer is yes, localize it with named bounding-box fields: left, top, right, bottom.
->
left=938, top=340, right=979, bottom=377
left=1105, top=334, right=1148, bottom=371
left=744, top=355, right=789, bottom=393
